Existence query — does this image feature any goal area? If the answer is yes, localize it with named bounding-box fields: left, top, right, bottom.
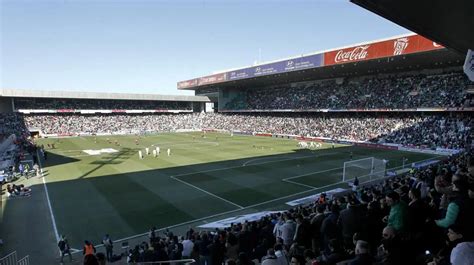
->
left=342, top=157, right=386, bottom=183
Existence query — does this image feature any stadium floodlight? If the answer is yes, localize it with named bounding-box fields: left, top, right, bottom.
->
left=342, top=157, right=386, bottom=183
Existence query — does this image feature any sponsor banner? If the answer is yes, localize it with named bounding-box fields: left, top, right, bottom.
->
left=228, top=54, right=323, bottom=81
left=416, top=108, right=446, bottom=112
left=398, top=146, right=445, bottom=155
left=464, top=49, right=474, bottom=81
left=296, top=136, right=323, bottom=142
left=446, top=107, right=474, bottom=111
left=198, top=211, right=281, bottom=229
left=255, top=133, right=272, bottom=137
left=436, top=147, right=462, bottom=155
left=57, top=109, right=75, bottom=113
left=411, top=159, right=440, bottom=169
left=286, top=188, right=346, bottom=206
left=80, top=110, right=100, bottom=114
left=232, top=131, right=253, bottom=136
left=58, top=133, right=75, bottom=137
left=284, top=54, right=324, bottom=72
left=354, top=142, right=398, bottom=150
left=41, top=134, right=59, bottom=137
left=228, top=67, right=256, bottom=81
left=112, top=109, right=126, bottom=113
left=336, top=140, right=353, bottom=145
left=176, top=129, right=201, bottom=133
left=273, top=134, right=298, bottom=139
left=324, top=34, right=444, bottom=66
left=177, top=78, right=199, bottom=89
left=199, top=73, right=227, bottom=86
left=125, top=110, right=156, bottom=113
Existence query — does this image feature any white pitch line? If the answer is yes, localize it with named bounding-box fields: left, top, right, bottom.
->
left=283, top=166, right=343, bottom=181
left=173, top=152, right=338, bottom=178
left=37, top=149, right=61, bottom=251
left=242, top=151, right=339, bottom=167
left=282, top=179, right=317, bottom=189
left=170, top=176, right=244, bottom=209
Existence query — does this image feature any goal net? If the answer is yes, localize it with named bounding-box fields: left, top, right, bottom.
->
left=342, top=157, right=386, bottom=183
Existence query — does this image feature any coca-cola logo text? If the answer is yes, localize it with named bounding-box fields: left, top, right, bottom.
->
left=334, top=45, right=370, bottom=63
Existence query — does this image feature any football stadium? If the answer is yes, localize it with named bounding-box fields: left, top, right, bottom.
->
left=1, top=1, right=473, bottom=265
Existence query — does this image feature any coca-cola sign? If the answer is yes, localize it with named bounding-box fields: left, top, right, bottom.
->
left=334, top=45, right=370, bottom=63
left=324, top=34, right=444, bottom=66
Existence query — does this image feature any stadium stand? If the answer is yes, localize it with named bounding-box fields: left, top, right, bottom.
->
left=22, top=112, right=472, bottom=149
left=223, top=72, right=473, bottom=111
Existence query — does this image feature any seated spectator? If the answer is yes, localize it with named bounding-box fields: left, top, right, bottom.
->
left=318, top=239, right=346, bottom=265
left=289, top=255, right=305, bottom=265
left=347, top=240, right=373, bottom=265
left=261, top=249, right=278, bottom=265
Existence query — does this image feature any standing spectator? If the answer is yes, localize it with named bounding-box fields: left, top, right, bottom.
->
left=19, top=164, right=24, bottom=177
left=352, top=177, right=359, bottom=191
left=58, top=235, right=73, bottom=264
left=280, top=214, right=296, bottom=248
left=383, top=191, right=408, bottom=232
left=408, top=188, right=428, bottom=243
left=102, top=234, right=113, bottom=262
left=310, top=205, right=326, bottom=253
left=149, top=226, right=157, bottom=244
left=83, top=240, right=96, bottom=257
left=338, top=196, right=367, bottom=249
left=293, top=215, right=311, bottom=249
left=209, top=237, right=226, bottom=265
left=182, top=235, right=194, bottom=259
left=320, top=204, right=340, bottom=252
left=198, top=233, right=211, bottom=265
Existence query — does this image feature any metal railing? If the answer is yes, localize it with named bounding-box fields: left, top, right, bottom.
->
left=0, top=251, right=17, bottom=265
left=0, top=252, right=29, bottom=265
left=17, top=256, right=29, bottom=265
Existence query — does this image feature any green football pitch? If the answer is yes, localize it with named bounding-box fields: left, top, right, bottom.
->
left=36, top=132, right=440, bottom=248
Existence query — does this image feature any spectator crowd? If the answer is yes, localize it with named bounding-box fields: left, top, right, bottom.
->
left=224, top=72, right=473, bottom=111
left=13, top=98, right=192, bottom=111
left=23, top=112, right=472, bottom=149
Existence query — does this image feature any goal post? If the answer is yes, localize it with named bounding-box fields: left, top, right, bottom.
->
left=342, top=157, right=387, bottom=183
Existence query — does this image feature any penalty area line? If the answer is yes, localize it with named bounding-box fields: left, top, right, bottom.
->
left=170, top=176, right=244, bottom=209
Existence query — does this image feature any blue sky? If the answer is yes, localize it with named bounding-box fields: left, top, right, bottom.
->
left=1, top=0, right=410, bottom=95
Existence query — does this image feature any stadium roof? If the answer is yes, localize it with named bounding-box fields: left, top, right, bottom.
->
left=351, top=0, right=474, bottom=55
left=0, top=89, right=210, bottom=102
left=177, top=33, right=464, bottom=91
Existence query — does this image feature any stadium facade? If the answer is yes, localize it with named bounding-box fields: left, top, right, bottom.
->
left=0, top=89, right=211, bottom=114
